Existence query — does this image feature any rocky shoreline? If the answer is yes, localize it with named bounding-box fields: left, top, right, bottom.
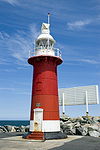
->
left=0, top=116, right=100, bottom=138
left=60, top=115, right=100, bottom=137
left=0, top=125, right=29, bottom=133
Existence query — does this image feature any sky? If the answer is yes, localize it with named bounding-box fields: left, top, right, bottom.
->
left=0, top=0, right=100, bottom=120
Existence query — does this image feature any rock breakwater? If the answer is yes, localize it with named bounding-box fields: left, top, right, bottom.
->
left=0, top=116, right=100, bottom=137
left=60, top=115, right=100, bottom=137
left=0, top=125, right=29, bottom=133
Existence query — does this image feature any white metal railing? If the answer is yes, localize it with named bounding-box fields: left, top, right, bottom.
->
left=28, top=48, right=62, bottom=58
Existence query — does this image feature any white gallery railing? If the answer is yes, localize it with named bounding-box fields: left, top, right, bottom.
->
left=28, top=48, right=62, bottom=58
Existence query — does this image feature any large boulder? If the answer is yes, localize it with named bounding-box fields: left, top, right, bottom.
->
left=76, top=126, right=88, bottom=136
left=92, top=116, right=100, bottom=122
left=81, top=126, right=88, bottom=136
left=98, top=119, right=100, bottom=123
left=89, top=130, right=100, bottom=137
left=0, top=128, right=4, bottom=133
left=62, top=123, right=76, bottom=135
left=0, top=126, right=8, bottom=132
left=4, top=125, right=16, bottom=132
left=88, top=124, right=99, bottom=131
left=11, top=126, right=16, bottom=132
left=74, top=122, right=81, bottom=128
left=60, top=115, right=70, bottom=122
left=19, top=126, right=26, bottom=132
left=25, top=125, right=29, bottom=132
left=14, top=126, right=21, bottom=132
left=4, top=125, right=12, bottom=132
left=69, top=118, right=77, bottom=123
left=64, top=128, right=75, bottom=135
left=61, top=123, right=73, bottom=130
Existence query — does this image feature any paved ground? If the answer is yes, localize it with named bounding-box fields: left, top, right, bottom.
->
left=0, top=134, right=100, bottom=150
left=0, top=132, right=25, bottom=138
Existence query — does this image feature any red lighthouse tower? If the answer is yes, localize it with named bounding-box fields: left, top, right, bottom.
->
left=26, top=17, right=64, bottom=140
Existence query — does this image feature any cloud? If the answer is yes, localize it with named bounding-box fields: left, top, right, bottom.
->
left=0, top=24, right=39, bottom=65
left=56, top=42, right=100, bottom=66
left=0, top=87, right=30, bottom=95
left=0, top=87, right=15, bottom=91
left=1, top=0, right=19, bottom=6
left=67, top=20, right=91, bottom=30
left=68, top=58, right=100, bottom=65
left=0, top=58, right=7, bottom=65
left=0, top=32, right=10, bottom=40
left=16, top=91, right=31, bottom=95
left=79, top=59, right=100, bottom=64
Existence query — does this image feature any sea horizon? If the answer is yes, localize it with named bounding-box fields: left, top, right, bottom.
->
left=0, top=120, right=30, bottom=126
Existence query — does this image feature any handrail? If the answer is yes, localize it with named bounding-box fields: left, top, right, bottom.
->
left=29, top=48, right=61, bottom=58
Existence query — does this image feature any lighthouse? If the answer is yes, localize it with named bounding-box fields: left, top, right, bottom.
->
left=26, top=15, right=65, bottom=140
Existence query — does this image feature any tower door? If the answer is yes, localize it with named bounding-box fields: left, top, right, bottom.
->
left=33, top=108, right=43, bottom=132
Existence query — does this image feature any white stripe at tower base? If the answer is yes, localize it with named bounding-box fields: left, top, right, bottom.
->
left=30, top=120, right=60, bottom=132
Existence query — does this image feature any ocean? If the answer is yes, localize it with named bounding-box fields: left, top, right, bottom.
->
left=0, top=120, right=30, bottom=126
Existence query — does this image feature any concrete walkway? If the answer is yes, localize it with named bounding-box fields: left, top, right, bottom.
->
left=0, top=135, right=100, bottom=150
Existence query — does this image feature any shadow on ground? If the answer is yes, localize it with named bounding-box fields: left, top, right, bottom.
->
left=0, top=132, right=27, bottom=138
left=49, top=136, right=100, bottom=150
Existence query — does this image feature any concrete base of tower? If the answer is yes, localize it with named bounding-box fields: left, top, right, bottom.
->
left=44, top=131, right=68, bottom=140
left=23, top=131, right=67, bottom=140
left=24, top=132, right=45, bottom=140
left=30, top=120, right=60, bottom=132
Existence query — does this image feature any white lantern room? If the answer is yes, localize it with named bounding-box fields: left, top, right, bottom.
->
left=34, top=23, right=61, bottom=57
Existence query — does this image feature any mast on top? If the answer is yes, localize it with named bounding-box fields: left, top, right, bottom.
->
left=47, top=13, right=51, bottom=50
left=48, top=13, right=51, bottom=25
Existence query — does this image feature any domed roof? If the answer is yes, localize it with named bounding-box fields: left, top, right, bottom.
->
left=36, top=33, right=55, bottom=42
left=36, top=23, right=55, bottom=43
